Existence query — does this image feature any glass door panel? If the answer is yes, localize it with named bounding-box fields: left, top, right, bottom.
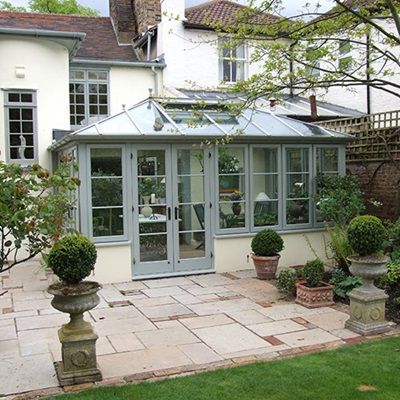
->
left=173, top=148, right=211, bottom=272
left=135, top=148, right=173, bottom=275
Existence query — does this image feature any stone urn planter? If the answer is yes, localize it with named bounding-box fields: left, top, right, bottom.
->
left=46, top=235, right=103, bottom=385
left=250, top=229, right=284, bottom=280
left=252, top=254, right=280, bottom=280
left=48, top=281, right=102, bottom=385
left=345, top=255, right=390, bottom=335
left=295, top=259, right=334, bottom=308
left=345, top=215, right=391, bottom=336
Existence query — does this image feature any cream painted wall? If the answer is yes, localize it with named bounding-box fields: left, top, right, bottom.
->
left=109, top=66, right=162, bottom=113
left=90, top=243, right=132, bottom=284
left=0, top=36, right=70, bottom=168
left=214, top=230, right=329, bottom=274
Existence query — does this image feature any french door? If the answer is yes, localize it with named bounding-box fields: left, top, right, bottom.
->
left=133, top=145, right=212, bottom=277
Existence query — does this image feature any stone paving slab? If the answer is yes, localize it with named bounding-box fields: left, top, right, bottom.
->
left=2, top=262, right=384, bottom=398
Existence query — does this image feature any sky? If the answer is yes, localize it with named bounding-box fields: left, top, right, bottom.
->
left=6, top=0, right=333, bottom=17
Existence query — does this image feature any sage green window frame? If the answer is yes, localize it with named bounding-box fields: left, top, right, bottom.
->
left=216, top=145, right=249, bottom=234
left=250, top=145, right=281, bottom=231
left=87, top=144, right=128, bottom=243
left=4, top=90, right=38, bottom=165
left=69, top=68, right=110, bottom=130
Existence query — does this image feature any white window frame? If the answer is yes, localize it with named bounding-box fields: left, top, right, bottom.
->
left=219, top=37, right=247, bottom=83
left=69, top=68, right=110, bottom=130
left=4, top=90, right=38, bottom=165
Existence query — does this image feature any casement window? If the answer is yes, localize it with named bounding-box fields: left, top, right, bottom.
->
left=4, top=90, right=37, bottom=164
left=219, top=38, right=247, bottom=83
left=338, top=41, right=352, bottom=71
left=69, top=69, right=109, bottom=129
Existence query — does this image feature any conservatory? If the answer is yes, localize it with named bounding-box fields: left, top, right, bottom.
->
left=50, top=98, right=352, bottom=283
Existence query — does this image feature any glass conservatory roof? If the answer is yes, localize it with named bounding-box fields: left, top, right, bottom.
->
left=50, top=98, right=353, bottom=149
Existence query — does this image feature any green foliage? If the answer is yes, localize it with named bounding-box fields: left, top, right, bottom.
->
left=347, top=215, right=388, bottom=256
left=389, top=218, right=400, bottom=244
left=0, top=0, right=98, bottom=15
left=316, top=175, right=365, bottom=228
left=302, top=259, right=324, bottom=287
left=382, top=261, right=400, bottom=286
left=218, top=148, right=241, bottom=174
left=0, top=162, right=79, bottom=273
left=277, top=269, right=297, bottom=295
left=251, top=229, right=284, bottom=256
left=327, top=225, right=353, bottom=270
left=47, top=235, right=97, bottom=284
left=329, top=268, right=362, bottom=298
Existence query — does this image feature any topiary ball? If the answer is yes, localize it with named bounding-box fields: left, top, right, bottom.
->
left=303, top=259, right=324, bottom=287
left=47, top=235, right=97, bottom=285
left=347, top=215, right=388, bottom=257
left=251, top=229, right=284, bottom=257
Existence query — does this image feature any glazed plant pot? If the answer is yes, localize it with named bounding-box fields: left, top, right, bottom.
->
left=251, top=254, right=280, bottom=280
left=295, top=281, right=334, bottom=308
left=48, top=281, right=103, bottom=386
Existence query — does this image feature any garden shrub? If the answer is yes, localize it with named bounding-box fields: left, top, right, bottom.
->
left=277, top=269, right=297, bottom=294
left=251, top=229, right=284, bottom=257
left=347, top=215, right=388, bottom=256
left=329, top=268, right=362, bottom=298
left=47, top=235, right=97, bottom=284
left=302, top=259, right=324, bottom=287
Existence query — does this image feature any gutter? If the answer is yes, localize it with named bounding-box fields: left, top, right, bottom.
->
left=71, top=58, right=165, bottom=69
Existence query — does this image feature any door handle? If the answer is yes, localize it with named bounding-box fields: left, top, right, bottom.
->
left=167, top=207, right=171, bottom=220
left=174, top=206, right=179, bottom=220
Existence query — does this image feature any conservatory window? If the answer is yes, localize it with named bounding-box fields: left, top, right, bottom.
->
left=218, top=146, right=247, bottom=230
left=70, top=69, right=109, bottom=128
left=4, top=91, right=37, bottom=164
left=285, top=147, right=311, bottom=226
left=219, top=38, right=246, bottom=83
left=252, top=147, right=280, bottom=228
left=90, top=148, right=124, bottom=238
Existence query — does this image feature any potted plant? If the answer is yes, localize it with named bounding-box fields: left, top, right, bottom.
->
left=251, top=229, right=284, bottom=280
left=47, top=234, right=102, bottom=385
left=345, top=215, right=391, bottom=335
left=230, top=190, right=243, bottom=215
left=296, top=259, right=334, bottom=308
left=277, top=269, right=297, bottom=297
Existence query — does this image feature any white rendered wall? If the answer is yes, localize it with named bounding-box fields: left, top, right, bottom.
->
left=90, top=243, right=132, bottom=284
left=109, top=66, right=162, bottom=113
left=0, top=36, right=70, bottom=168
left=214, top=230, right=330, bottom=274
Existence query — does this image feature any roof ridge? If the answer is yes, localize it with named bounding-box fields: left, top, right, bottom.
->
left=0, top=10, right=109, bottom=19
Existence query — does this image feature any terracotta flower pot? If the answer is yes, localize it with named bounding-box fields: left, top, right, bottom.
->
left=251, top=254, right=280, bottom=280
left=295, top=281, right=334, bottom=308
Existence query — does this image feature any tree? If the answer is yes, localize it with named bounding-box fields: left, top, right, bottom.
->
left=0, top=0, right=99, bottom=16
left=0, top=161, right=80, bottom=273
left=214, top=0, right=400, bottom=105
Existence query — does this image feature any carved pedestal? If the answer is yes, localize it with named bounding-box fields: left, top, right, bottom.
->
left=345, top=288, right=390, bottom=336
left=55, top=314, right=102, bottom=386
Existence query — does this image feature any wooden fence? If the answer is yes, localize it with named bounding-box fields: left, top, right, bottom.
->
left=316, top=110, right=400, bottom=162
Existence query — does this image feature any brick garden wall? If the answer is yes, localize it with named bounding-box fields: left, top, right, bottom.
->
left=347, top=161, right=400, bottom=221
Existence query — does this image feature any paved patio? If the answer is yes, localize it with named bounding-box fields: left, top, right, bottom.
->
left=0, top=261, right=369, bottom=398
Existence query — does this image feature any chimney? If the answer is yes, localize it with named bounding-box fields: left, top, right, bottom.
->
left=133, top=0, right=161, bottom=35
left=110, top=0, right=137, bottom=43
left=309, top=95, right=318, bottom=120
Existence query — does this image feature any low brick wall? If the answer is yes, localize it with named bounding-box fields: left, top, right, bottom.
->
left=347, top=161, right=400, bottom=221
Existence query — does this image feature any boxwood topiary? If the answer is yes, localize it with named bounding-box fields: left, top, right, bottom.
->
left=347, top=215, right=388, bottom=257
left=303, top=259, right=324, bottom=287
left=47, top=235, right=97, bottom=285
left=277, top=269, right=297, bottom=294
left=251, top=229, right=284, bottom=257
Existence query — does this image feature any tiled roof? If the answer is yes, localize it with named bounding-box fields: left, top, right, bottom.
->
left=0, top=11, right=138, bottom=62
left=185, top=0, right=279, bottom=29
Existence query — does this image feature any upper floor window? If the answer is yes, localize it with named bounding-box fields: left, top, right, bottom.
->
left=69, top=69, right=109, bottom=129
left=338, top=40, right=352, bottom=71
left=219, top=38, right=246, bottom=83
left=4, top=91, right=37, bottom=164
left=306, top=47, right=321, bottom=77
